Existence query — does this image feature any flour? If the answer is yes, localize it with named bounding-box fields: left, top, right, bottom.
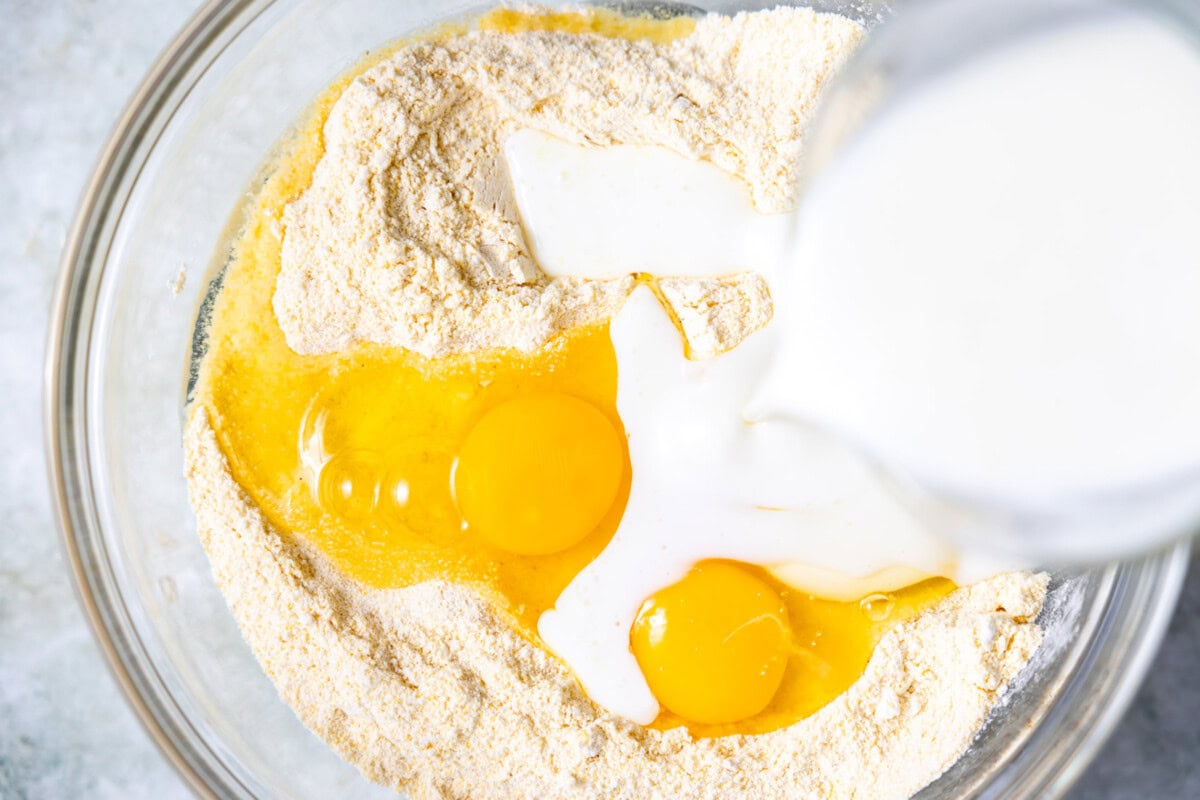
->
left=276, top=7, right=863, bottom=359
left=656, top=274, right=773, bottom=358
left=188, top=7, right=1051, bottom=799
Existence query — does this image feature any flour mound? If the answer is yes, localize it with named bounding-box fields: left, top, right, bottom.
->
left=276, top=8, right=864, bottom=359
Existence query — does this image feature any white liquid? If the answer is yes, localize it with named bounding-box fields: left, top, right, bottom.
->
left=759, top=11, right=1200, bottom=512
left=504, top=129, right=789, bottom=279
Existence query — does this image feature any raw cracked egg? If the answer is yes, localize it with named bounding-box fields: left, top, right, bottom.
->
left=631, top=562, right=791, bottom=725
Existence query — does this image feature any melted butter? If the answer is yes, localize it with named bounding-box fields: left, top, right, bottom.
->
left=192, top=6, right=955, bottom=737
left=199, top=199, right=628, bottom=633
left=480, top=7, right=697, bottom=43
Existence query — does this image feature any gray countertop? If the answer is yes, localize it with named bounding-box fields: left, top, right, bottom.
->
left=1, top=1, right=1197, bottom=797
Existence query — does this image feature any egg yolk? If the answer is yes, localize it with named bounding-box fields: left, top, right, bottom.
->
left=632, top=562, right=956, bottom=734
left=455, top=394, right=625, bottom=555
left=631, top=562, right=791, bottom=725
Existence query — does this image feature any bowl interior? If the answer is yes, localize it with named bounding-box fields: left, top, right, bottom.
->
left=49, top=0, right=1188, bottom=797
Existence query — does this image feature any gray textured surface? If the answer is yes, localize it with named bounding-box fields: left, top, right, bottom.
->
left=0, top=0, right=1197, bottom=797
left=0, top=3, right=196, bottom=797
left=1, top=1, right=193, bottom=797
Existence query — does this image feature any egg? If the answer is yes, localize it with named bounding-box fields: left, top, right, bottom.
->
left=631, top=562, right=790, bottom=725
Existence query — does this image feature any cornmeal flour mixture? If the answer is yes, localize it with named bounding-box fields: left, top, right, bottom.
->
left=186, top=7, right=1048, bottom=799
left=274, top=5, right=860, bottom=359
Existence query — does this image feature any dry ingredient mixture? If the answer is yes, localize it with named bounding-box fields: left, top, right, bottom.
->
left=186, top=6, right=1049, bottom=799
left=275, top=4, right=858, bottom=359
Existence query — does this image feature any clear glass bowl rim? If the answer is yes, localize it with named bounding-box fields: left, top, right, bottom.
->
left=44, top=1, right=1190, bottom=798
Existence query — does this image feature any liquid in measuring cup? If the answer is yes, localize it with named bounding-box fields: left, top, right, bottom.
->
left=756, top=6, right=1200, bottom=558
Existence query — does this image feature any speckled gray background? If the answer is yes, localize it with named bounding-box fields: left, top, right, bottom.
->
left=1, top=1, right=1197, bottom=797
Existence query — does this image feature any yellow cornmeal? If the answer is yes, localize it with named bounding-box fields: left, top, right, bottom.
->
left=191, top=7, right=954, bottom=738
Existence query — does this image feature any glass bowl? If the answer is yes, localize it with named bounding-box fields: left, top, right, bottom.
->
left=46, top=0, right=1189, bottom=797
